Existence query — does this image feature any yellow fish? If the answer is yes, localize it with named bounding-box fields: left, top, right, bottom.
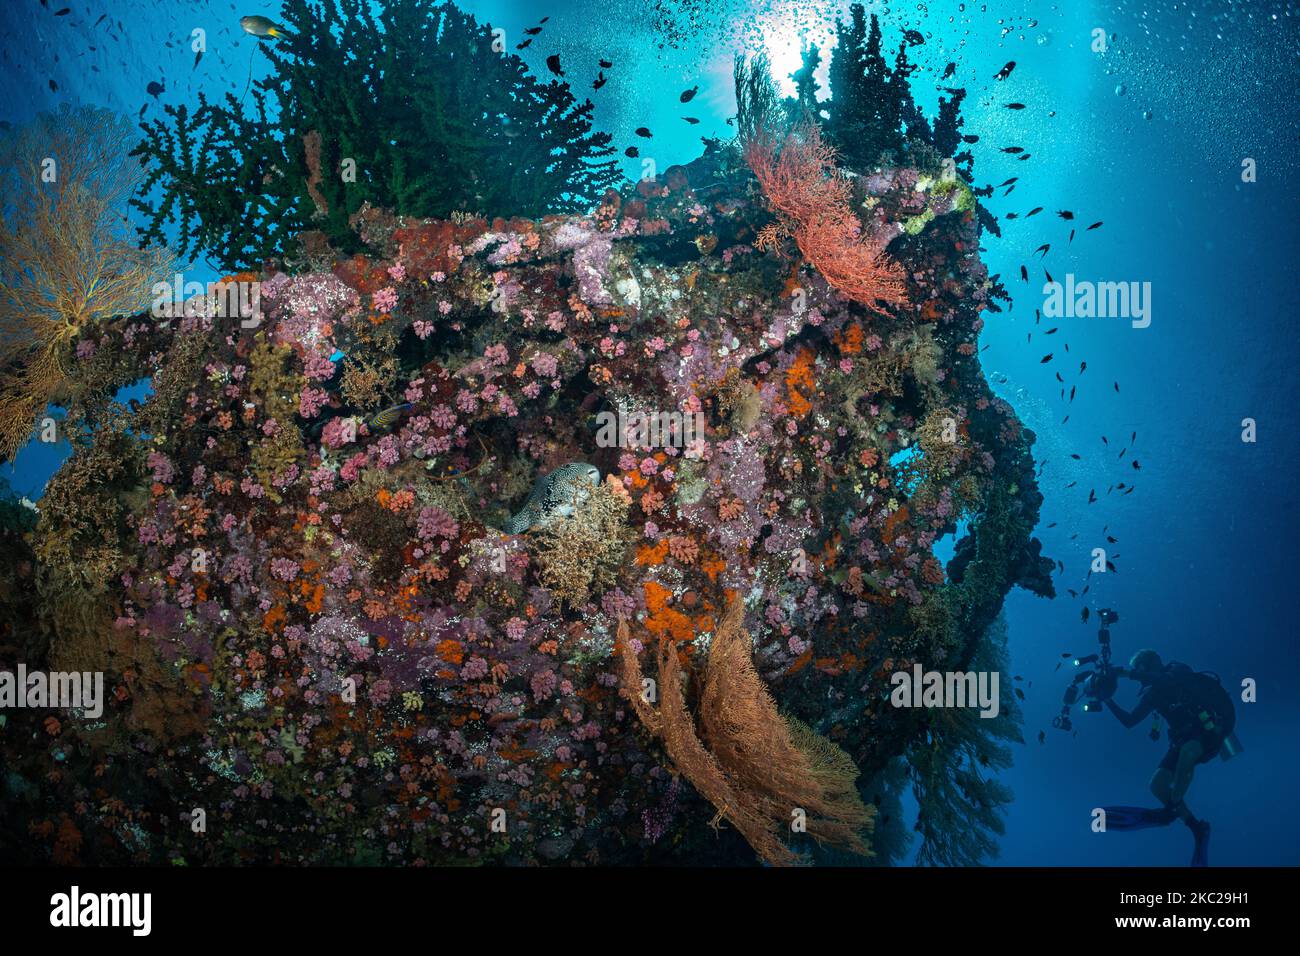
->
left=240, top=15, right=291, bottom=40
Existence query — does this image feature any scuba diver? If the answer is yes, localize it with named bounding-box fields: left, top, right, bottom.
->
left=1055, top=610, right=1241, bottom=867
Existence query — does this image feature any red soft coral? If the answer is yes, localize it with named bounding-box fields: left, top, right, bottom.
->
left=744, top=122, right=906, bottom=312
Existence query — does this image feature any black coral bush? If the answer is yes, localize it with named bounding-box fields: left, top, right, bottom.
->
left=131, top=0, right=620, bottom=270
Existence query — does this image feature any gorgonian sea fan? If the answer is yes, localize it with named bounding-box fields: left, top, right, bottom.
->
left=745, top=121, right=907, bottom=313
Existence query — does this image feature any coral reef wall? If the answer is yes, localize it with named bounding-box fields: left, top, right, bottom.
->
left=0, top=125, right=1051, bottom=863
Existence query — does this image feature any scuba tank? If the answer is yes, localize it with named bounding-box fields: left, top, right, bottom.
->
left=1195, top=669, right=1244, bottom=761
left=1170, top=663, right=1242, bottom=761
left=1194, top=704, right=1244, bottom=760
left=1219, top=731, right=1245, bottom=761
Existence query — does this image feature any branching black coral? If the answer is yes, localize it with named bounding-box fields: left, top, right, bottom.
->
left=906, top=614, right=1021, bottom=866
left=131, top=0, right=621, bottom=270
left=131, top=91, right=298, bottom=270
left=785, top=3, right=974, bottom=176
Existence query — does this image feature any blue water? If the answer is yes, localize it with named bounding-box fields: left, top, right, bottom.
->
left=3, top=0, right=1296, bottom=865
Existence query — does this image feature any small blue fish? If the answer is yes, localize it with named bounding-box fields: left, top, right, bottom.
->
left=365, top=402, right=412, bottom=433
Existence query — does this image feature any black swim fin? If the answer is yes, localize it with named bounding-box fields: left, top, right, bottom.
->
left=1102, top=805, right=1179, bottom=831
left=1189, top=820, right=1210, bottom=867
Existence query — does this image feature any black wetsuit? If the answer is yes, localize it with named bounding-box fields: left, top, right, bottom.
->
left=1114, top=666, right=1234, bottom=771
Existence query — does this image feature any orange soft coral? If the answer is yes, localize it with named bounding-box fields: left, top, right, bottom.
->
left=785, top=346, right=817, bottom=417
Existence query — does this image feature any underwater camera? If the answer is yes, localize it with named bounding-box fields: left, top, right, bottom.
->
left=1052, top=609, right=1120, bottom=731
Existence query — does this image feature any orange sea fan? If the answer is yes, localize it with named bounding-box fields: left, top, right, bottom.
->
left=698, top=599, right=873, bottom=857
left=743, top=122, right=906, bottom=313
left=615, top=614, right=797, bottom=866
left=0, top=105, right=177, bottom=461
left=616, top=597, right=874, bottom=865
